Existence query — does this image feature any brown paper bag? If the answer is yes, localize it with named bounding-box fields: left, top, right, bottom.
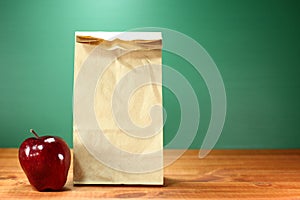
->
left=73, top=32, right=163, bottom=185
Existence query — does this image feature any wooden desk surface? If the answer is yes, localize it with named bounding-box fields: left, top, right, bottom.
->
left=1, top=149, right=300, bottom=199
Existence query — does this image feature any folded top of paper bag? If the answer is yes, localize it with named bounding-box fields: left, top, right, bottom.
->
left=76, top=31, right=161, bottom=40
left=75, top=32, right=162, bottom=49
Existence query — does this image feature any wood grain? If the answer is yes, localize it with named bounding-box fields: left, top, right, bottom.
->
left=1, top=149, right=300, bottom=199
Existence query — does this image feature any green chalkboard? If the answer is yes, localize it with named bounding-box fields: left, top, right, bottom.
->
left=0, top=0, right=299, bottom=149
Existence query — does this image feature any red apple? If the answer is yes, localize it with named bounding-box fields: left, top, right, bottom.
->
left=18, top=129, right=71, bottom=191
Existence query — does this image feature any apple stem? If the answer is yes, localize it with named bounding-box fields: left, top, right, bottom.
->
left=30, top=129, right=39, bottom=138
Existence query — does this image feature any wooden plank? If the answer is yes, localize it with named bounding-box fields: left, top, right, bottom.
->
left=1, top=149, right=300, bottom=199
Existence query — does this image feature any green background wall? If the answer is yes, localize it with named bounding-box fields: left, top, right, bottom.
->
left=0, top=0, right=299, bottom=148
